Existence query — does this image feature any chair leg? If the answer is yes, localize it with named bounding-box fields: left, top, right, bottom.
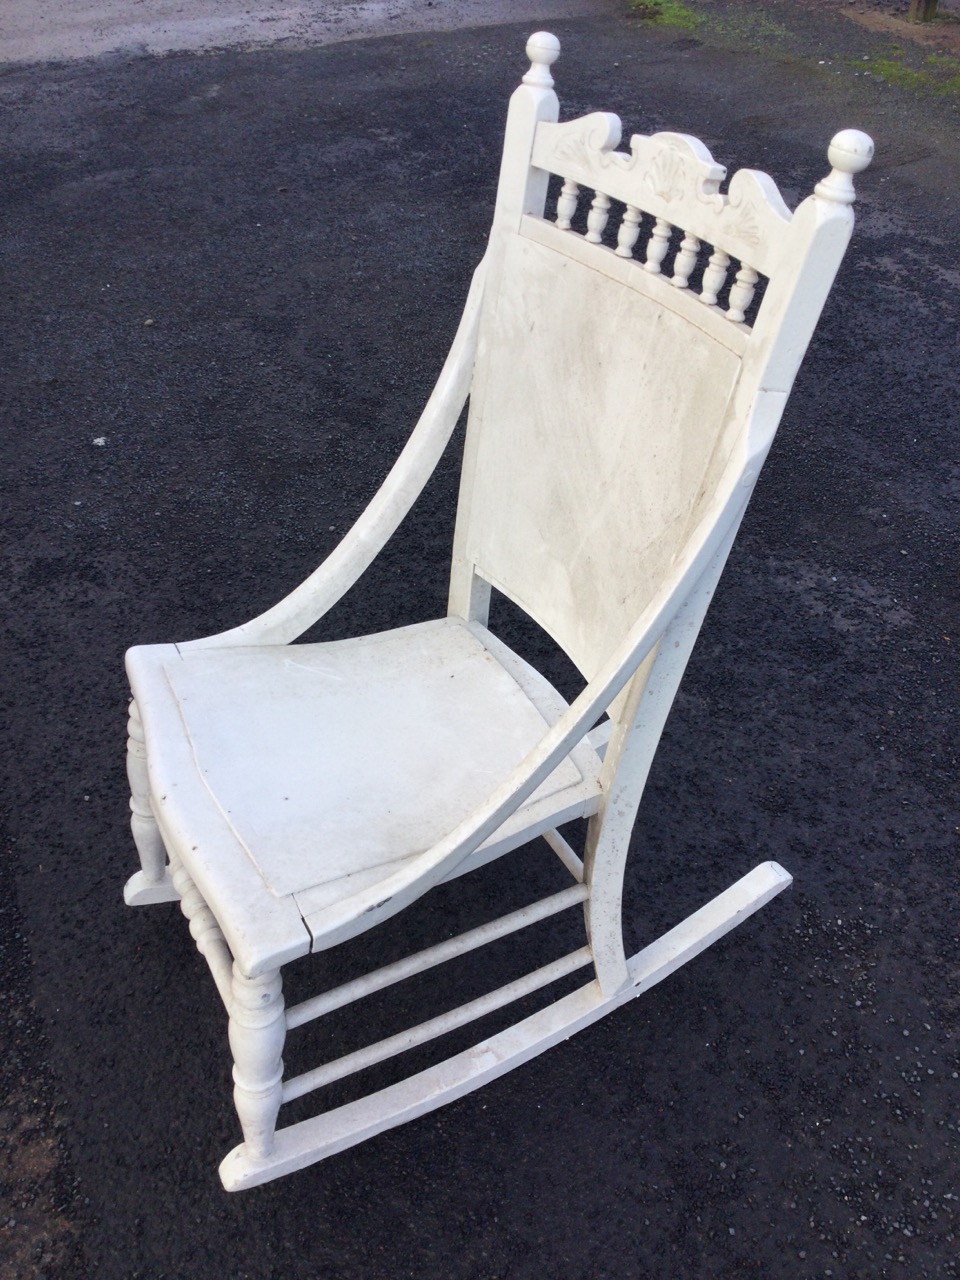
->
left=583, top=809, right=631, bottom=997
left=123, top=699, right=179, bottom=905
left=228, top=964, right=286, bottom=1162
left=169, top=852, right=235, bottom=1007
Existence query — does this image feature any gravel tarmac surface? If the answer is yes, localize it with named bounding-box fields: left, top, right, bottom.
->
left=1, top=2, right=958, bottom=1277
left=0, top=0, right=620, bottom=63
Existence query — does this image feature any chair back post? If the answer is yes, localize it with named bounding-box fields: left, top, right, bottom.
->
left=746, top=129, right=874, bottom=446
left=448, top=33, right=562, bottom=625
left=492, top=31, right=562, bottom=232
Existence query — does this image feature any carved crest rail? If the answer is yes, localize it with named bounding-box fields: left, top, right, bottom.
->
left=530, top=113, right=795, bottom=329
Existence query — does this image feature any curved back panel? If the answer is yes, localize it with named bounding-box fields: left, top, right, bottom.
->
left=463, top=231, right=744, bottom=678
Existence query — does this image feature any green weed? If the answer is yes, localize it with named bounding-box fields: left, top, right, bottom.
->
left=631, top=1, right=793, bottom=49
left=630, top=1, right=703, bottom=31
left=861, top=50, right=960, bottom=95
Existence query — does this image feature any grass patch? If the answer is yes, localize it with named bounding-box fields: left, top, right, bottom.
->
left=630, top=1, right=792, bottom=50
left=862, top=50, right=960, bottom=95
left=630, top=0, right=703, bottom=31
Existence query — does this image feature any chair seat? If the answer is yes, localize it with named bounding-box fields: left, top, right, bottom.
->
left=128, top=617, right=602, bottom=960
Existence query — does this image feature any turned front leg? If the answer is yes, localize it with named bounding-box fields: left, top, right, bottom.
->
left=229, top=965, right=286, bottom=1161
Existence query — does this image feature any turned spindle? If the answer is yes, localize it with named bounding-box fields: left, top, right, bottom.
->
left=585, top=191, right=611, bottom=244
left=671, top=232, right=701, bottom=289
left=727, top=263, right=759, bottom=324
left=700, top=247, right=730, bottom=306
left=615, top=205, right=642, bottom=258
left=644, top=218, right=672, bottom=274
left=556, top=178, right=580, bottom=230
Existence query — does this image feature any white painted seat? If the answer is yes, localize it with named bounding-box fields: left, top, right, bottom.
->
left=122, top=31, right=873, bottom=1190
left=128, top=618, right=601, bottom=954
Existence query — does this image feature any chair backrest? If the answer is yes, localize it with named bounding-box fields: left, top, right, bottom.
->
left=449, top=33, right=871, bottom=683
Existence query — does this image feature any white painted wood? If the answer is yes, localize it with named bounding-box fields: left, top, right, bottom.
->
left=671, top=231, right=700, bottom=289
left=139, top=618, right=601, bottom=958
left=457, top=232, right=744, bottom=678
left=163, top=619, right=591, bottom=900
left=584, top=719, right=612, bottom=760
left=531, top=119, right=792, bottom=278
left=815, top=129, right=875, bottom=205
left=644, top=216, right=672, bottom=274
left=541, top=827, right=584, bottom=882
left=120, top=31, right=871, bottom=1189
left=181, top=255, right=487, bottom=652
left=286, top=884, right=587, bottom=1029
left=124, top=699, right=168, bottom=889
left=446, top=30, right=561, bottom=625
left=556, top=178, right=579, bottom=230
left=169, top=851, right=234, bottom=1008
left=700, top=246, right=730, bottom=306
left=122, top=869, right=180, bottom=906
left=584, top=516, right=743, bottom=996
left=520, top=214, right=748, bottom=354
left=585, top=189, right=611, bottom=243
left=615, top=203, right=642, bottom=259
left=283, top=946, right=593, bottom=1103
left=126, top=643, right=312, bottom=977
left=628, top=861, right=792, bottom=993
left=229, top=964, right=286, bottom=1161
left=727, top=262, right=759, bottom=324
left=219, top=861, right=791, bottom=1190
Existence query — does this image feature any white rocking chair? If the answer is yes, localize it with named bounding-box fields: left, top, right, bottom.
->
left=123, top=32, right=873, bottom=1190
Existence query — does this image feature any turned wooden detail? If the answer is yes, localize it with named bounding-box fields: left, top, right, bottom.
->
left=671, top=231, right=701, bottom=289
left=643, top=217, right=673, bottom=275
left=615, top=204, right=642, bottom=258
left=534, top=118, right=869, bottom=339
left=700, top=247, right=730, bottom=306
left=814, top=130, right=875, bottom=208
left=170, top=855, right=227, bottom=961
left=727, top=263, right=759, bottom=324
left=229, top=966, right=286, bottom=1160
left=585, top=190, right=611, bottom=243
left=126, top=699, right=166, bottom=883
left=556, top=178, right=579, bottom=230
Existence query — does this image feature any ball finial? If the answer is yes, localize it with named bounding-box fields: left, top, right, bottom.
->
left=828, top=129, right=875, bottom=176
left=523, top=31, right=561, bottom=88
left=815, top=128, right=874, bottom=205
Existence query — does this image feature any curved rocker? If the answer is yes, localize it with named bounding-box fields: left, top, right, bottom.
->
left=122, top=31, right=872, bottom=1189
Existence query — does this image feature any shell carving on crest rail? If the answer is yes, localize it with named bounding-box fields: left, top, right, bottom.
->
left=530, top=113, right=796, bottom=326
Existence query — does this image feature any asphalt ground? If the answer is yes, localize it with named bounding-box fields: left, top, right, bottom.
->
left=1, top=3, right=958, bottom=1277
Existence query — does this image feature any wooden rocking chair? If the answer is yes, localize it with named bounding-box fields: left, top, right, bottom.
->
left=122, top=33, right=873, bottom=1190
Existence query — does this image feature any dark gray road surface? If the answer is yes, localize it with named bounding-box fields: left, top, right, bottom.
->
left=2, top=5, right=958, bottom=1277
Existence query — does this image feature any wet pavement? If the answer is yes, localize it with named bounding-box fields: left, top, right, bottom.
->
left=1, top=3, right=958, bottom=1277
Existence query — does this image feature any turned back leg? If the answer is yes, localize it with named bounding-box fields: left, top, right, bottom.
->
left=123, top=698, right=178, bottom=905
